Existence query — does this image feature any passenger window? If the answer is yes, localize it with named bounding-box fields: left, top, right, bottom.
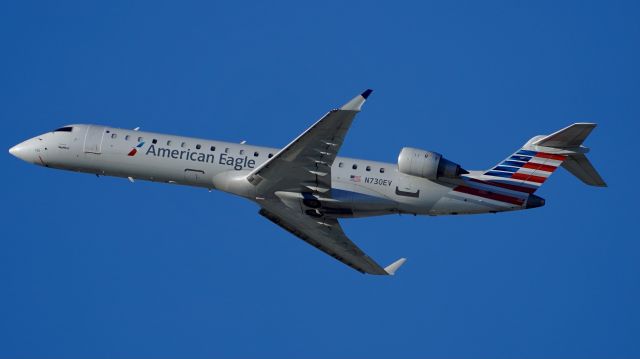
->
left=240, top=149, right=245, bottom=155
left=254, top=152, right=259, bottom=157
left=196, top=144, right=201, bottom=150
left=352, top=164, right=358, bottom=170
left=167, top=140, right=172, bottom=146
left=210, top=146, right=216, bottom=151
left=181, top=142, right=186, bottom=148
left=125, top=135, right=130, bottom=140
left=338, top=162, right=344, bottom=168
left=366, top=166, right=371, bottom=171
left=111, top=133, right=117, bottom=139
left=225, top=148, right=229, bottom=153
left=268, top=153, right=274, bottom=158
left=380, top=168, right=385, bottom=173
left=152, top=139, right=157, bottom=144
left=138, top=137, right=143, bottom=142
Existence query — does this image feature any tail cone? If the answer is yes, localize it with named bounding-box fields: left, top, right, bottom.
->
left=526, top=194, right=545, bottom=209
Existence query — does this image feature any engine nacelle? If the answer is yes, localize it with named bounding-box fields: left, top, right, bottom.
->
left=397, top=147, right=467, bottom=180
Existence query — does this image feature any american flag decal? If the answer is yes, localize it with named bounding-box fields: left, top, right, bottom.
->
left=350, top=175, right=361, bottom=182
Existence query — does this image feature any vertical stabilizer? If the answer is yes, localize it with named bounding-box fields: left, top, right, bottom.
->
left=476, top=123, right=606, bottom=191
left=481, top=148, right=568, bottom=193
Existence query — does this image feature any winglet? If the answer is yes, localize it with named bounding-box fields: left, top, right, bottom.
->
left=384, top=258, right=407, bottom=275
left=340, top=89, right=373, bottom=111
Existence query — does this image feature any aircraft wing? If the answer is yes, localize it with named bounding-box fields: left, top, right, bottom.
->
left=249, top=90, right=406, bottom=275
left=259, top=201, right=406, bottom=275
left=246, top=90, right=373, bottom=195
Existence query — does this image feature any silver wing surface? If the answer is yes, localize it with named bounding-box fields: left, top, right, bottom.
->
left=248, top=90, right=405, bottom=275
left=259, top=201, right=405, bottom=275
left=247, top=90, right=372, bottom=195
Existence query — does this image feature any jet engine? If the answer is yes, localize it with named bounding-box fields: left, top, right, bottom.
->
left=397, top=147, right=467, bottom=180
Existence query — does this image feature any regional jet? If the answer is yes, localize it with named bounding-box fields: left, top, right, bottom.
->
left=9, top=90, right=606, bottom=275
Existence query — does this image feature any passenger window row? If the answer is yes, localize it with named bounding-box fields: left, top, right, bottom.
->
left=108, top=131, right=273, bottom=158
left=90, top=129, right=384, bottom=172
left=338, top=162, right=385, bottom=173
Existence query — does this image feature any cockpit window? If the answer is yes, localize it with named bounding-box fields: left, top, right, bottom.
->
left=54, top=126, right=73, bottom=132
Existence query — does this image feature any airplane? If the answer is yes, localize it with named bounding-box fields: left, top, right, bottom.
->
left=9, top=90, right=606, bottom=275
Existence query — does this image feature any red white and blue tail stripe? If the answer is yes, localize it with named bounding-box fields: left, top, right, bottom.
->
left=481, top=149, right=566, bottom=193
left=450, top=123, right=604, bottom=209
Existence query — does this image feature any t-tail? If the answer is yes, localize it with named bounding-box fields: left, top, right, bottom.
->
left=476, top=123, right=606, bottom=195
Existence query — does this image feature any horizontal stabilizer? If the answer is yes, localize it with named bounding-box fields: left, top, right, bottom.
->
left=562, top=153, right=607, bottom=187
left=384, top=258, right=407, bottom=275
left=533, top=123, right=596, bottom=148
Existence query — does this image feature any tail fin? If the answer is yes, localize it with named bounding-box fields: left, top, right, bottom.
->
left=533, top=123, right=607, bottom=187
left=479, top=123, right=606, bottom=193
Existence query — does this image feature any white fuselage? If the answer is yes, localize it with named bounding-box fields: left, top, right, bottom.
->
left=10, top=124, right=538, bottom=217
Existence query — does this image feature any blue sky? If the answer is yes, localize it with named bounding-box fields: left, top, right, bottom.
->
left=1, top=1, right=639, bottom=358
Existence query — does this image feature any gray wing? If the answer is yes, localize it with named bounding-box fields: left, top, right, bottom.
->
left=259, top=201, right=405, bottom=275
left=247, top=89, right=373, bottom=195
left=250, top=90, right=406, bottom=275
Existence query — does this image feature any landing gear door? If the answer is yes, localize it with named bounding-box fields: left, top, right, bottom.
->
left=184, top=169, right=206, bottom=185
left=83, top=125, right=106, bottom=154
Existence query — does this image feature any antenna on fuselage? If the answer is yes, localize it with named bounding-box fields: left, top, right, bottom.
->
left=133, top=127, right=140, bottom=131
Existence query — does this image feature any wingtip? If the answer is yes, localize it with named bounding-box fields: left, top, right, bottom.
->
left=340, top=89, right=373, bottom=111
left=384, top=258, right=407, bottom=276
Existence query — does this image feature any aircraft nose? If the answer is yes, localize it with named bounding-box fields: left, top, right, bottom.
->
left=9, top=139, right=40, bottom=164
left=9, top=143, right=26, bottom=159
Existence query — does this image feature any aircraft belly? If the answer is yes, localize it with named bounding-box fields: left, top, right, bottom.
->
left=429, top=192, right=521, bottom=215
left=327, top=187, right=398, bottom=218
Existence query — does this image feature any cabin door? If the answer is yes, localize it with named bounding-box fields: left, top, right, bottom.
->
left=83, top=125, right=106, bottom=154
